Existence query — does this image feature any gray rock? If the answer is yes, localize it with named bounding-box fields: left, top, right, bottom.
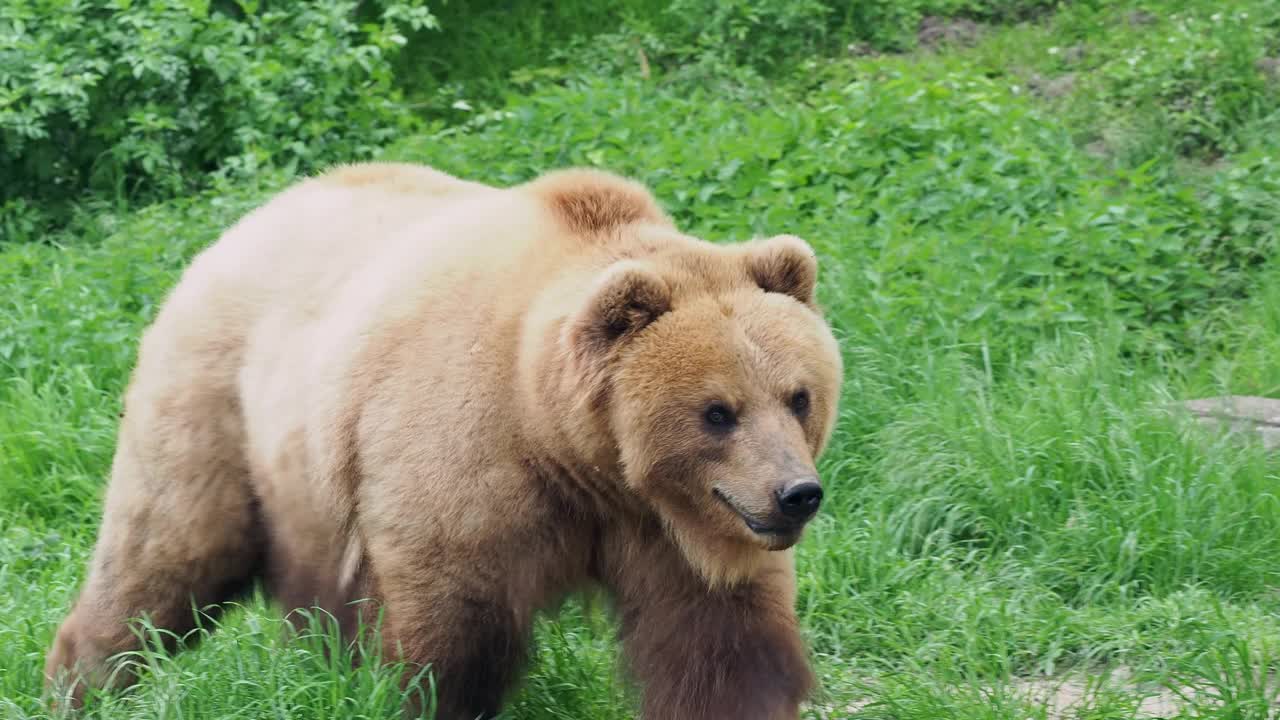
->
left=917, top=16, right=983, bottom=49
left=1126, top=10, right=1158, bottom=27
left=1025, top=72, right=1076, bottom=98
left=1084, top=140, right=1111, bottom=158
left=1258, top=57, right=1280, bottom=83
left=1183, top=395, right=1280, bottom=450
left=1062, top=44, right=1088, bottom=66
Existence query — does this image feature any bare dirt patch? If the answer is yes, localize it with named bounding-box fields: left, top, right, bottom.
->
left=1259, top=57, right=1280, bottom=84
left=1126, top=10, right=1159, bottom=27
left=917, top=16, right=984, bottom=50
left=1008, top=670, right=1200, bottom=719
left=1028, top=72, right=1078, bottom=100
left=813, top=666, right=1276, bottom=719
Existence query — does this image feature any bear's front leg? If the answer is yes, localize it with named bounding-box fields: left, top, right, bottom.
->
left=371, top=549, right=535, bottom=720
left=358, top=467, right=593, bottom=720
left=608, top=542, right=815, bottom=720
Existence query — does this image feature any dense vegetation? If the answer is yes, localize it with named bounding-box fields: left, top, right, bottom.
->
left=4, top=0, right=1280, bottom=718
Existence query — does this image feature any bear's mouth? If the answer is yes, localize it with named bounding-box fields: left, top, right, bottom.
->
left=712, top=488, right=798, bottom=539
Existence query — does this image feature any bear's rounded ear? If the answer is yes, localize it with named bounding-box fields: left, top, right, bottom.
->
left=746, top=234, right=818, bottom=306
left=571, top=260, right=671, bottom=351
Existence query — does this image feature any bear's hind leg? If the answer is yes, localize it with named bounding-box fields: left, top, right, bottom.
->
left=44, top=395, right=264, bottom=709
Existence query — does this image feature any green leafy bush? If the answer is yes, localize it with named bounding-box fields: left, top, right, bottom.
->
left=395, top=61, right=1280, bottom=359
left=1084, top=5, right=1280, bottom=160
left=538, top=0, right=1071, bottom=92
left=1019, top=2, right=1280, bottom=165
left=0, top=0, right=434, bottom=211
left=662, top=0, right=834, bottom=67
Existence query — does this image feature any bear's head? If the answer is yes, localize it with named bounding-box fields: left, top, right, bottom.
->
left=562, top=232, right=844, bottom=586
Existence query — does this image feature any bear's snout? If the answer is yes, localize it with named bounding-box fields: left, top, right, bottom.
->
left=775, top=478, right=823, bottom=522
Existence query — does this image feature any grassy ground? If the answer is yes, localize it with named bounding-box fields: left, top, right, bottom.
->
left=4, top=1, right=1280, bottom=718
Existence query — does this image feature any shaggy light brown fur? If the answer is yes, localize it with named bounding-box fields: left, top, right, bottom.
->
left=44, top=162, right=844, bottom=719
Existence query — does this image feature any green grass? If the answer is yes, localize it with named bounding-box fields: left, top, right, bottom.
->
left=5, top=0, right=1280, bottom=718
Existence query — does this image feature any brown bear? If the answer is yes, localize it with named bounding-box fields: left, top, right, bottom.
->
left=44, top=162, right=844, bottom=719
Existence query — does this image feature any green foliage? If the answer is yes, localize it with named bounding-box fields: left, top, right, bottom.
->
left=399, top=66, right=1280, bottom=360
left=402, top=0, right=1070, bottom=119
left=868, top=335, right=1280, bottom=603
left=393, top=0, right=662, bottom=117
left=959, top=1, right=1280, bottom=169
left=0, top=0, right=433, bottom=214
left=662, top=0, right=835, bottom=67
left=1068, top=2, right=1280, bottom=161
left=640, top=0, right=1065, bottom=64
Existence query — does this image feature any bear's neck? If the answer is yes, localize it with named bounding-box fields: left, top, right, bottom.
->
left=514, top=274, right=633, bottom=508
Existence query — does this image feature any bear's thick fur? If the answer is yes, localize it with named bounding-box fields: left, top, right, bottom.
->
left=45, top=162, right=844, bottom=719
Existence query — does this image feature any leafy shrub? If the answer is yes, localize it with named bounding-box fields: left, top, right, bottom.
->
left=1050, top=3, right=1280, bottom=162
left=662, top=0, right=834, bottom=68
left=0, top=0, right=434, bottom=212
left=1101, top=9, right=1277, bottom=158
left=393, top=0, right=663, bottom=116
left=551, top=0, right=1071, bottom=83
left=394, top=61, right=1280, bottom=360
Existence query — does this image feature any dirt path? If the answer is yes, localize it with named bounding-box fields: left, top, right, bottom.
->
left=816, top=668, right=1238, bottom=719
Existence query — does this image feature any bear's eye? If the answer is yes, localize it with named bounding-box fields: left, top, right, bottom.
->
left=703, top=403, right=737, bottom=431
left=790, top=389, right=811, bottom=418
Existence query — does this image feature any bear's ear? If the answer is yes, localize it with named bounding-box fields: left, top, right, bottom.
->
left=745, top=234, right=818, bottom=306
left=571, top=260, right=671, bottom=352
left=524, top=168, right=673, bottom=235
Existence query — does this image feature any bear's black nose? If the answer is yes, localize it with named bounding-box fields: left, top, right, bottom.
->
left=776, top=480, right=823, bottom=520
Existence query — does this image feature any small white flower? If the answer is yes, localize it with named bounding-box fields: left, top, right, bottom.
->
left=1211, top=12, right=1222, bottom=21
left=1048, top=46, right=1060, bottom=55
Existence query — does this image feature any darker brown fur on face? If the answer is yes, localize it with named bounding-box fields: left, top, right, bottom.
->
left=44, top=162, right=841, bottom=720
left=602, top=286, right=841, bottom=584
